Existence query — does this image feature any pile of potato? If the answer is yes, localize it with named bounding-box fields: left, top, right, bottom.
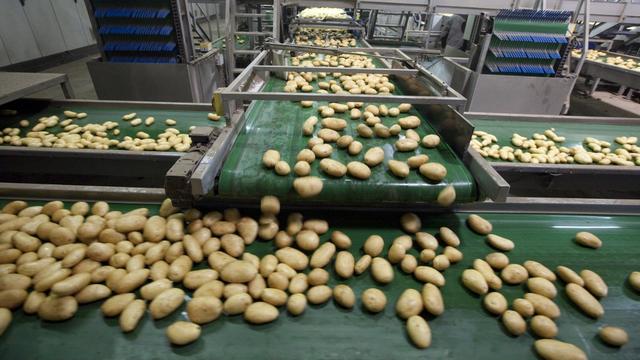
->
left=0, top=110, right=212, bottom=152
left=572, top=49, right=640, bottom=71
left=297, top=8, right=350, bottom=21
left=471, top=129, right=640, bottom=166
left=461, top=214, right=632, bottom=358
left=294, top=29, right=356, bottom=48
left=262, top=102, right=453, bottom=204
left=0, top=199, right=637, bottom=354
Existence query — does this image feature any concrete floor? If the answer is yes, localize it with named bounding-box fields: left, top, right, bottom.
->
left=31, top=55, right=640, bottom=118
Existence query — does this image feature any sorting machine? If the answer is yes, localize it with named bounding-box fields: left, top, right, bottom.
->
left=1, top=14, right=639, bottom=360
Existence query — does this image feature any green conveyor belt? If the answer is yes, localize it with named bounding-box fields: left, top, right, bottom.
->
left=1, top=200, right=639, bottom=359
left=471, top=118, right=640, bottom=163
left=0, top=102, right=224, bottom=151
left=217, top=77, right=476, bottom=203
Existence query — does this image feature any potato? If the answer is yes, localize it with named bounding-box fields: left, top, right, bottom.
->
left=293, top=176, right=323, bottom=198
left=395, top=138, right=419, bottom=152
left=398, top=103, right=412, bottom=113
left=13, top=232, right=41, bottom=253
left=75, top=284, right=111, bottom=304
left=387, top=244, right=406, bottom=264
left=485, top=253, right=509, bottom=270
left=309, top=242, right=336, bottom=268
left=527, top=277, right=557, bottom=299
left=2, top=200, right=28, bottom=215
left=364, top=147, right=384, bottom=167
left=140, top=279, right=173, bottom=301
left=168, top=255, right=192, bottom=281
left=346, top=161, right=371, bottom=180
left=534, top=339, right=587, bottom=360
left=336, top=135, right=353, bottom=149
left=415, top=266, right=445, bottom=287
left=599, top=326, right=629, bottom=347
left=467, top=214, right=492, bottom=234
left=513, top=298, right=534, bottom=318
left=19, top=206, right=43, bottom=217
left=307, top=268, right=329, bottom=286
left=219, top=260, right=257, bottom=284
left=574, top=231, right=602, bottom=249
left=52, top=273, right=91, bottom=296
left=185, top=296, right=222, bottom=325
left=274, top=161, right=291, bottom=175
left=319, top=159, right=347, bottom=177
left=219, top=234, right=243, bottom=258
left=422, top=134, right=441, bottom=148
left=287, top=293, right=307, bottom=315
left=275, top=247, right=308, bottom=271
left=348, top=141, right=363, bottom=155
left=115, top=215, right=146, bottom=233
left=363, top=235, right=384, bottom=257
left=276, top=263, right=296, bottom=279
left=418, top=162, right=446, bottom=182
left=150, top=288, right=185, bottom=319
left=421, top=283, right=444, bottom=316
left=406, top=315, right=431, bottom=349
left=142, top=216, right=166, bottom=243
left=329, top=231, right=351, bottom=250
left=302, top=116, right=318, bottom=136
left=183, top=269, right=218, bottom=290
left=262, top=149, right=280, bottom=168
left=0, top=273, right=30, bottom=290
left=261, top=288, right=287, bottom=306
left=371, top=257, right=394, bottom=284
left=502, top=310, right=526, bottom=336
left=398, top=116, right=420, bottom=129
left=462, top=269, right=488, bottom=295
left=321, top=117, right=347, bottom=131
left=211, top=221, right=235, bottom=237
left=501, top=264, right=528, bottom=284
left=101, top=293, right=136, bottom=317
left=556, top=266, right=583, bottom=286
left=395, top=288, right=423, bottom=319
left=301, top=284, right=332, bottom=305
left=90, top=201, right=109, bottom=216
left=166, top=321, right=201, bottom=345
left=312, top=144, right=333, bottom=158
left=565, top=283, right=603, bottom=318
left=335, top=251, right=355, bottom=278
left=525, top=293, right=561, bottom=319
left=22, top=290, right=45, bottom=314
left=580, top=269, right=607, bottom=298
left=352, top=255, right=371, bottom=275
left=531, top=315, right=557, bottom=339
left=523, top=261, right=556, bottom=281
left=38, top=295, right=77, bottom=321
left=193, top=280, right=224, bottom=299
left=400, top=213, right=421, bottom=234
left=483, top=292, right=507, bottom=315
left=267, top=272, right=288, bottom=291
left=0, top=288, right=27, bottom=309
left=630, top=271, right=640, bottom=292
left=115, top=268, right=149, bottom=293
left=486, top=234, right=514, bottom=251
left=361, top=288, right=386, bottom=313
left=285, top=273, right=306, bottom=294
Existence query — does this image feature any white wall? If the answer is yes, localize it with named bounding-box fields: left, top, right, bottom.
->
left=0, top=0, right=96, bottom=67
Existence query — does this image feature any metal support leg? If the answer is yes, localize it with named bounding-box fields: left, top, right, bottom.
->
left=60, top=78, right=75, bottom=99
left=617, top=85, right=627, bottom=97
left=588, top=78, right=600, bottom=96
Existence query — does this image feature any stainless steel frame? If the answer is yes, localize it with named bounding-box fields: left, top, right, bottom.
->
left=570, top=52, right=640, bottom=95
left=466, top=112, right=640, bottom=200
left=0, top=72, right=74, bottom=106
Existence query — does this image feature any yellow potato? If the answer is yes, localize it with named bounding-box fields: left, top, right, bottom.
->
left=527, top=277, right=557, bottom=299
left=115, top=268, right=150, bottom=293
left=320, top=158, right=347, bottom=177
left=406, top=315, right=431, bottom=348
left=422, top=134, right=440, bottom=148
left=398, top=103, right=412, bottom=112
left=287, top=293, right=307, bottom=315
left=483, top=292, right=507, bottom=315
left=143, top=216, right=166, bottom=243
left=462, top=269, right=488, bottom=295
left=565, top=283, right=603, bottom=318
left=335, top=251, right=355, bottom=279
left=388, top=160, right=409, bottom=178
left=525, top=293, right=561, bottom=319
left=486, top=234, right=514, bottom=251
left=275, top=247, right=308, bottom=271
left=0, top=273, right=30, bottom=291
left=187, top=296, right=222, bottom=324
left=288, top=273, right=308, bottom=294
left=293, top=176, right=323, bottom=198
left=75, top=284, right=111, bottom=304
left=329, top=231, right=351, bottom=250
left=114, top=215, right=146, bottom=233
left=400, top=213, right=421, bottom=234
left=556, top=265, right=584, bottom=286
left=23, top=291, right=46, bottom=314
left=38, top=295, right=77, bottom=321
left=371, top=257, right=394, bottom=284
left=630, top=271, right=640, bottom=292
left=415, top=266, right=445, bottom=287
left=396, top=289, right=423, bottom=319
left=501, top=264, right=529, bottom=285
left=261, top=288, right=287, bottom=306
left=419, top=162, right=447, bottom=182
left=309, top=242, right=336, bottom=268
left=183, top=269, right=218, bottom=290
left=574, top=231, right=602, bottom=249
left=513, top=298, right=535, bottom=318
left=150, top=288, right=185, bottom=319
left=466, top=214, right=492, bottom=234
left=244, top=301, right=279, bottom=324
left=306, top=285, right=332, bottom=305
left=531, top=315, right=558, bottom=339
left=421, top=283, right=444, bottom=316
left=598, top=326, right=629, bottom=347
left=580, top=269, right=608, bottom=298
left=395, top=138, right=419, bottom=152
left=51, top=273, right=91, bottom=296
left=140, top=279, right=173, bottom=300
left=346, top=161, right=371, bottom=180
left=364, top=147, right=384, bottom=167
left=193, top=280, right=224, bottom=299
left=262, top=149, right=280, bottom=168
left=363, top=235, right=384, bottom=257
left=502, top=310, right=526, bottom=336
left=524, top=261, right=556, bottom=281
left=166, top=321, right=201, bottom=345
left=361, top=288, right=386, bottom=313
left=534, top=339, right=587, bottom=360
left=321, top=117, right=347, bottom=130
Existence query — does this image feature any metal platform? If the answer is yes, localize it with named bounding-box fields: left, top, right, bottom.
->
left=0, top=72, right=74, bottom=106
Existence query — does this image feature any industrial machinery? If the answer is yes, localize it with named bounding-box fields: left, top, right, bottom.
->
left=570, top=49, right=640, bottom=97
left=84, top=0, right=225, bottom=102
left=0, top=6, right=639, bottom=360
